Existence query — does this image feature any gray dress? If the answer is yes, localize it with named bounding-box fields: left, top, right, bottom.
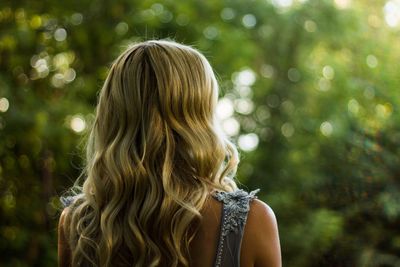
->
left=211, top=189, right=260, bottom=267
left=60, top=188, right=260, bottom=267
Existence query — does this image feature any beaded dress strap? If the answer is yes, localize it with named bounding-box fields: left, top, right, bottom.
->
left=211, top=189, right=260, bottom=267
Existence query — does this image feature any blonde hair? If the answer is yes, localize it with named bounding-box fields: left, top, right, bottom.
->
left=62, top=40, right=239, bottom=267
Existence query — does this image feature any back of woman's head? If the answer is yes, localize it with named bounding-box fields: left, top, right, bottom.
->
left=63, top=40, right=239, bottom=267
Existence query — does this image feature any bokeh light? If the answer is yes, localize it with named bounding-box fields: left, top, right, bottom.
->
left=54, top=28, right=67, bottom=42
left=271, top=0, right=293, bottom=9
left=221, top=8, right=235, bottom=20
left=348, top=98, right=360, bottom=114
left=384, top=0, right=400, bottom=27
left=320, top=121, right=333, bottom=136
left=304, top=20, right=317, bottom=32
left=281, top=122, right=295, bottom=138
left=216, top=97, right=234, bottom=120
left=242, top=14, right=257, bottom=28
left=222, top=117, right=240, bottom=136
left=238, top=133, right=259, bottom=151
left=233, top=69, right=256, bottom=86
left=70, top=115, right=86, bottom=133
left=366, top=54, right=378, bottom=68
left=0, top=98, right=9, bottom=112
left=322, top=65, right=335, bottom=80
left=334, top=0, right=352, bottom=9
left=234, top=98, right=254, bottom=115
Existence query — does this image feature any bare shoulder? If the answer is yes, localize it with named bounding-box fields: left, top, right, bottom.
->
left=241, top=199, right=282, bottom=267
left=248, top=199, right=277, bottom=225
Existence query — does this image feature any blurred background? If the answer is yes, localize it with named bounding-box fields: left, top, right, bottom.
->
left=1, top=0, right=400, bottom=266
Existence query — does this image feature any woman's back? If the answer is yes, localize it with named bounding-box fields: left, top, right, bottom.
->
left=58, top=40, right=281, bottom=267
left=189, top=194, right=222, bottom=267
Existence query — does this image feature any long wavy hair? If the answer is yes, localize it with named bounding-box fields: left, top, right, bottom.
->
left=62, top=40, right=239, bottom=267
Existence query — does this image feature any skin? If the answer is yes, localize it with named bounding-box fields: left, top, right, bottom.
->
left=58, top=207, right=71, bottom=267
left=58, top=196, right=281, bottom=267
left=241, top=199, right=282, bottom=267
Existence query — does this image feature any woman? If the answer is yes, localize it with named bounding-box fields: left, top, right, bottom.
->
left=58, top=40, right=281, bottom=267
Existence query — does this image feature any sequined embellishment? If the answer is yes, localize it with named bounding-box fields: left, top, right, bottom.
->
left=212, top=189, right=260, bottom=267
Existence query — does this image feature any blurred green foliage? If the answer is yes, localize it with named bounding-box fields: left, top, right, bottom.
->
left=0, top=0, right=399, bottom=266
